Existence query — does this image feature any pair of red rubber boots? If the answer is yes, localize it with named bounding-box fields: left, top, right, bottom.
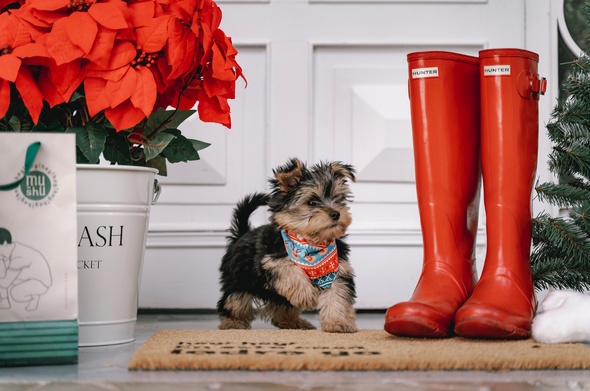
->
left=384, top=49, right=546, bottom=339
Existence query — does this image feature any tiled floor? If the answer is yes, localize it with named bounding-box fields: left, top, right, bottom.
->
left=2, top=313, right=590, bottom=390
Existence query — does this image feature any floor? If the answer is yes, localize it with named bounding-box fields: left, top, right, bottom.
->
left=2, top=313, right=590, bottom=391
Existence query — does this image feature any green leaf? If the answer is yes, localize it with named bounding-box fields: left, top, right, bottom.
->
left=143, top=108, right=196, bottom=137
left=144, top=132, right=176, bottom=161
left=189, top=139, right=211, bottom=152
left=103, top=128, right=133, bottom=165
left=75, top=146, right=92, bottom=164
left=8, top=115, right=32, bottom=132
left=66, top=123, right=108, bottom=164
left=145, top=155, right=167, bottom=176
left=161, top=133, right=209, bottom=163
left=32, top=117, right=65, bottom=133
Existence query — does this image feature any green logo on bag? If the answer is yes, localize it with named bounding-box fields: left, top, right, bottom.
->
left=14, top=163, right=58, bottom=208
left=20, top=171, right=51, bottom=201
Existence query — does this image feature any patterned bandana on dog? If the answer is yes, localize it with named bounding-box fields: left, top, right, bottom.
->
left=280, top=230, right=339, bottom=289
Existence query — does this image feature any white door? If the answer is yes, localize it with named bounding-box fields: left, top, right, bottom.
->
left=140, top=0, right=556, bottom=310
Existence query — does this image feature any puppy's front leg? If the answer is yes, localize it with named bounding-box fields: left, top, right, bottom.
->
left=318, top=276, right=357, bottom=333
left=262, top=256, right=318, bottom=310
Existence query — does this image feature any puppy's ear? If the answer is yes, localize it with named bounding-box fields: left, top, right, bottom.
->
left=274, top=158, right=305, bottom=193
left=330, top=162, right=356, bottom=183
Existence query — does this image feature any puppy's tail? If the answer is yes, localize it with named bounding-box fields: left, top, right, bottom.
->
left=228, top=193, right=270, bottom=246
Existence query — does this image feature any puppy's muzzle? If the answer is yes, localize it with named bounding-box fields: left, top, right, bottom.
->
left=329, top=211, right=340, bottom=221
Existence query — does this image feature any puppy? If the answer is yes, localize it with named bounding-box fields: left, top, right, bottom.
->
left=217, top=158, right=357, bottom=333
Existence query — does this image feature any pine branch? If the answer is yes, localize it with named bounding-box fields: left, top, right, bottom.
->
left=532, top=212, right=590, bottom=264
left=549, top=142, right=590, bottom=178
left=535, top=181, right=590, bottom=208
left=532, top=259, right=590, bottom=292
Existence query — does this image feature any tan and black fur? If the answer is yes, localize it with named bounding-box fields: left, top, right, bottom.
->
left=217, top=158, right=357, bottom=333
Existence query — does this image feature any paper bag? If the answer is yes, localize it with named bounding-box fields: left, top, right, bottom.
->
left=0, top=133, right=78, bottom=367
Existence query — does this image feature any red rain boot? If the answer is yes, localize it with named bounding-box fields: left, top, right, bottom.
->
left=384, top=51, right=482, bottom=337
left=454, top=49, right=546, bottom=339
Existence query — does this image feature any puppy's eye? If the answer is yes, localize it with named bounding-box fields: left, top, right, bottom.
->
left=307, top=200, right=318, bottom=207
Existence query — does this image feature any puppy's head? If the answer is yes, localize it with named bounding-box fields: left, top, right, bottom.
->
left=268, top=158, right=356, bottom=244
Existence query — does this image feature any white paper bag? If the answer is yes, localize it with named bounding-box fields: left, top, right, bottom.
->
left=0, top=133, right=78, bottom=367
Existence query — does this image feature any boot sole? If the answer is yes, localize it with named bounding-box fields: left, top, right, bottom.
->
left=384, top=316, right=453, bottom=338
left=454, top=317, right=531, bottom=339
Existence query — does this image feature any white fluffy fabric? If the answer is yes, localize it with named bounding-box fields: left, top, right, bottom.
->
left=532, top=290, right=590, bottom=344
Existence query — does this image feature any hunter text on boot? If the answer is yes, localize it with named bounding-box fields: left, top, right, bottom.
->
left=484, top=66, right=511, bottom=76
left=412, top=67, right=439, bottom=79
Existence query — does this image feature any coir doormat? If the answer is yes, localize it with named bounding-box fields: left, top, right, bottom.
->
left=128, top=329, right=590, bottom=371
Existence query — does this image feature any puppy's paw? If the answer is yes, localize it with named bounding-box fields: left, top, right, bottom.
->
left=275, top=318, right=317, bottom=330
left=288, top=287, right=318, bottom=310
left=295, top=318, right=317, bottom=330
left=321, top=322, right=358, bottom=333
left=540, top=290, right=581, bottom=312
left=218, top=318, right=251, bottom=330
left=532, top=291, right=590, bottom=344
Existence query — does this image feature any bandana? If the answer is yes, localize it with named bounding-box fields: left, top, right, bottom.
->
left=280, top=230, right=339, bottom=289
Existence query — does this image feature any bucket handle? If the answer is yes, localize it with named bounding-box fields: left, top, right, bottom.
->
left=0, top=142, right=41, bottom=191
left=152, top=179, right=161, bottom=205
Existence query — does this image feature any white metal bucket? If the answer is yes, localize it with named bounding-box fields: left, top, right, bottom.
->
left=76, top=165, right=160, bottom=347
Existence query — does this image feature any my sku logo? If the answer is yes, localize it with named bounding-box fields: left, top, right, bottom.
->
left=14, top=163, right=58, bottom=208
left=412, top=67, right=439, bottom=79
left=484, top=65, right=511, bottom=76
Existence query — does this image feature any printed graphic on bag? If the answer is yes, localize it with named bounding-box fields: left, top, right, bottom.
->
left=13, top=163, right=58, bottom=208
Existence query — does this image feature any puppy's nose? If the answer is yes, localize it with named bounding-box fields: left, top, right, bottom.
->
left=329, top=211, right=340, bottom=221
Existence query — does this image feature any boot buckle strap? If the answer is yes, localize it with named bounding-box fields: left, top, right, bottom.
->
left=531, top=76, right=547, bottom=95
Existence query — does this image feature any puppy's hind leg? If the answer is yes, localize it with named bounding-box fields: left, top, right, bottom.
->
left=218, top=292, right=256, bottom=330
left=261, top=298, right=316, bottom=330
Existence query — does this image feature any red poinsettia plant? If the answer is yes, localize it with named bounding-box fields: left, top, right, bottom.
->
left=0, top=0, right=244, bottom=175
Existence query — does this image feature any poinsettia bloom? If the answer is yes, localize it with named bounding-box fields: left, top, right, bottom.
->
left=26, top=0, right=128, bottom=66
left=85, top=45, right=160, bottom=131
left=0, top=12, right=45, bottom=124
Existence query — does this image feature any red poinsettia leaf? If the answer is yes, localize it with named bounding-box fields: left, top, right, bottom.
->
left=88, top=2, right=128, bottom=30
left=165, top=18, right=187, bottom=75
left=15, top=66, right=44, bottom=124
left=136, top=15, right=169, bottom=53
left=29, top=0, right=69, bottom=11
left=213, top=29, right=237, bottom=57
left=104, top=99, right=146, bottom=131
left=46, top=18, right=86, bottom=66
left=84, top=77, right=110, bottom=117
left=38, top=68, right=65, bottom=107
left=86, top=65, right=129, bottom=82
left=0, top=79, right=10, bottom=119
left=197, top=89, right=230, bottom=128
left=14, top=5, right=52, bottom=29
left=31, top=9, right=66, bottom=25
left=12, top=12, right=47, bottom=41
left=62, top=67, right=88, bottom=102
left=48, top=58, right=81, bottom=95
left=5, top=13, right=32, bottom=49
left=128, top=0, right=155, bottom=27
left=130, top=67, right=157, bottom=117
left=0, top=55, right=21, bottom=82
left=105, top=66, right=137, bottom=108
left=66, top=12, right=97, bottom=54
left=167, top=32, right=195, bottom=80
left=12, top=42, right=50, bottom=59
left=84, top=27, right=117, bottom=69
left=107, top=41, right=136, bottom=70
left=210, top=42, right=235, bottom=82
left=116, top=27, right=135, bottom=41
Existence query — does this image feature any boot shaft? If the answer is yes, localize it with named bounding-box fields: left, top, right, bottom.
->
left=407, top=51, right=482, bottom=265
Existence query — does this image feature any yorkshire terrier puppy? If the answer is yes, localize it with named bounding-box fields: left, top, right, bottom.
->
left=217, top=158, right=357, bottom=333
